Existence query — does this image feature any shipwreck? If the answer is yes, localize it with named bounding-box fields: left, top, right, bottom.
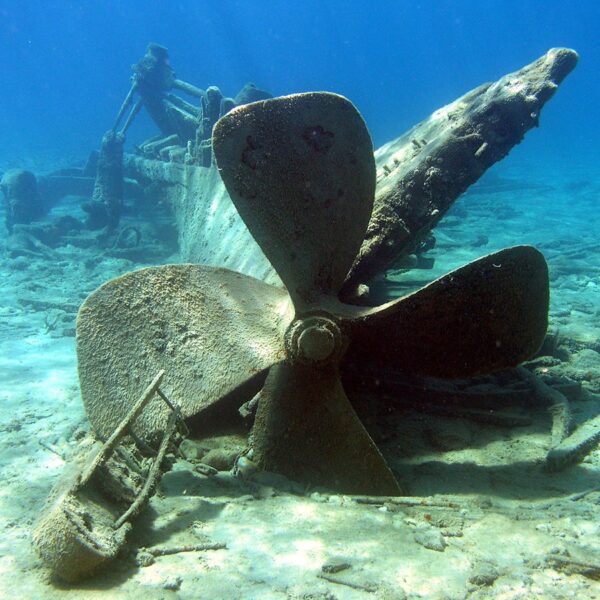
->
left=22, top=44, right=595, bottom=583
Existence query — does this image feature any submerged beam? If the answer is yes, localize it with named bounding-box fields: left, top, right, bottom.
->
left=341, top=48, right=578, bottom=295
left=122, top=49, right=577, bottom=295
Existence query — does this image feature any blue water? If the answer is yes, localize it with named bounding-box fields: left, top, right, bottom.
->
left=1, top=0, right=598, bottom=175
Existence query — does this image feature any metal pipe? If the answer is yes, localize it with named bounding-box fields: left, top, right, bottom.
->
left=119, top=97, right=143, bottom=136
left=112, top=82, right=137, bottom=132
left=173, top=78, right=205, bottom=98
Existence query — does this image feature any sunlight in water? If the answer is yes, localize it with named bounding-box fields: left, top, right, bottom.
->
left=290, top=501, right=318, bottom=520
left=273, top=538, right=325, bottom=569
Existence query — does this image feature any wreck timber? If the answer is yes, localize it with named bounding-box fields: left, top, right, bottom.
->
left=343, top=47, right=578, bottom=294
left=123, top=154, right=279, bottom=285
left=122, top=48, right=577, bottom=293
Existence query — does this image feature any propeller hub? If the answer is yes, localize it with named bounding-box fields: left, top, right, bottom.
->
left=298, top=326, right=335, bottom=361
left=285, top=315, right=345, bottom=366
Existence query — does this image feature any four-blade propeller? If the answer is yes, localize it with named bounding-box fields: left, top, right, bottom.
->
left=77, top=92, right=549, bottom=495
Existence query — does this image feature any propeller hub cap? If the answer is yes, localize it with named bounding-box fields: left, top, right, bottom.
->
left=298, top=326, right=335, bottom=361
left=285, top=315, right=345, bottom=366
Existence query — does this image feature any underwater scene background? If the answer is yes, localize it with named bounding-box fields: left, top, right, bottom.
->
left=1, top=1, right=600, bottom=598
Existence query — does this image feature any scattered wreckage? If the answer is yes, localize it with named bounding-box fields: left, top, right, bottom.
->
left=14, top=45, right=598, bottom=582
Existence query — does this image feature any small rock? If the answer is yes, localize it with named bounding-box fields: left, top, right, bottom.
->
left=413, top=526, right=447, bottom=552
left=201, top=448, right=239, bottom=471
left=195, top=462, right=218, bottom=477
left=321, top=560, right=351, bottom=574
left=572, top=349, right=600, bottom=370
left=70, top=427, right=88, bottom=441
left=163, top=575, right=183, bottom=591
left=135, top=550, right=155, bottom=567
left=179, top=438, right=206, bottom=460
left=441, top=527, right=463, bottom=538
left=233, top=455, right=258, bottom=479
left=469, top=561, right=500, bottom=587
left=163, top=575, right=183, bottom=592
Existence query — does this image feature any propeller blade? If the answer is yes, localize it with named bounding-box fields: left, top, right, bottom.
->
left=77, top=264, right=293, bottom=441
left=213, top=92, right=376, bottom=308
left=343, top=246, right=549, bottom=378
left=251, top=362, right=402, bottom=495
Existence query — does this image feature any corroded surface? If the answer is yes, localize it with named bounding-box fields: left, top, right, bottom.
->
left=342, top=48, right=578, bottom=293
left=77, top=264, right=292, bottom=441
left=213, top=92, right=375, bottom=307
left=252, top=362, right=401, bottom=495
left=344, top=246, right=549, bottom=378
left=213, top=93, right=401, bottom=493
left=31, top=441, right=130, bottom=582
left=81, top=92, right=552, bottom=497
left=123, top=156, right=281, bottom=286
